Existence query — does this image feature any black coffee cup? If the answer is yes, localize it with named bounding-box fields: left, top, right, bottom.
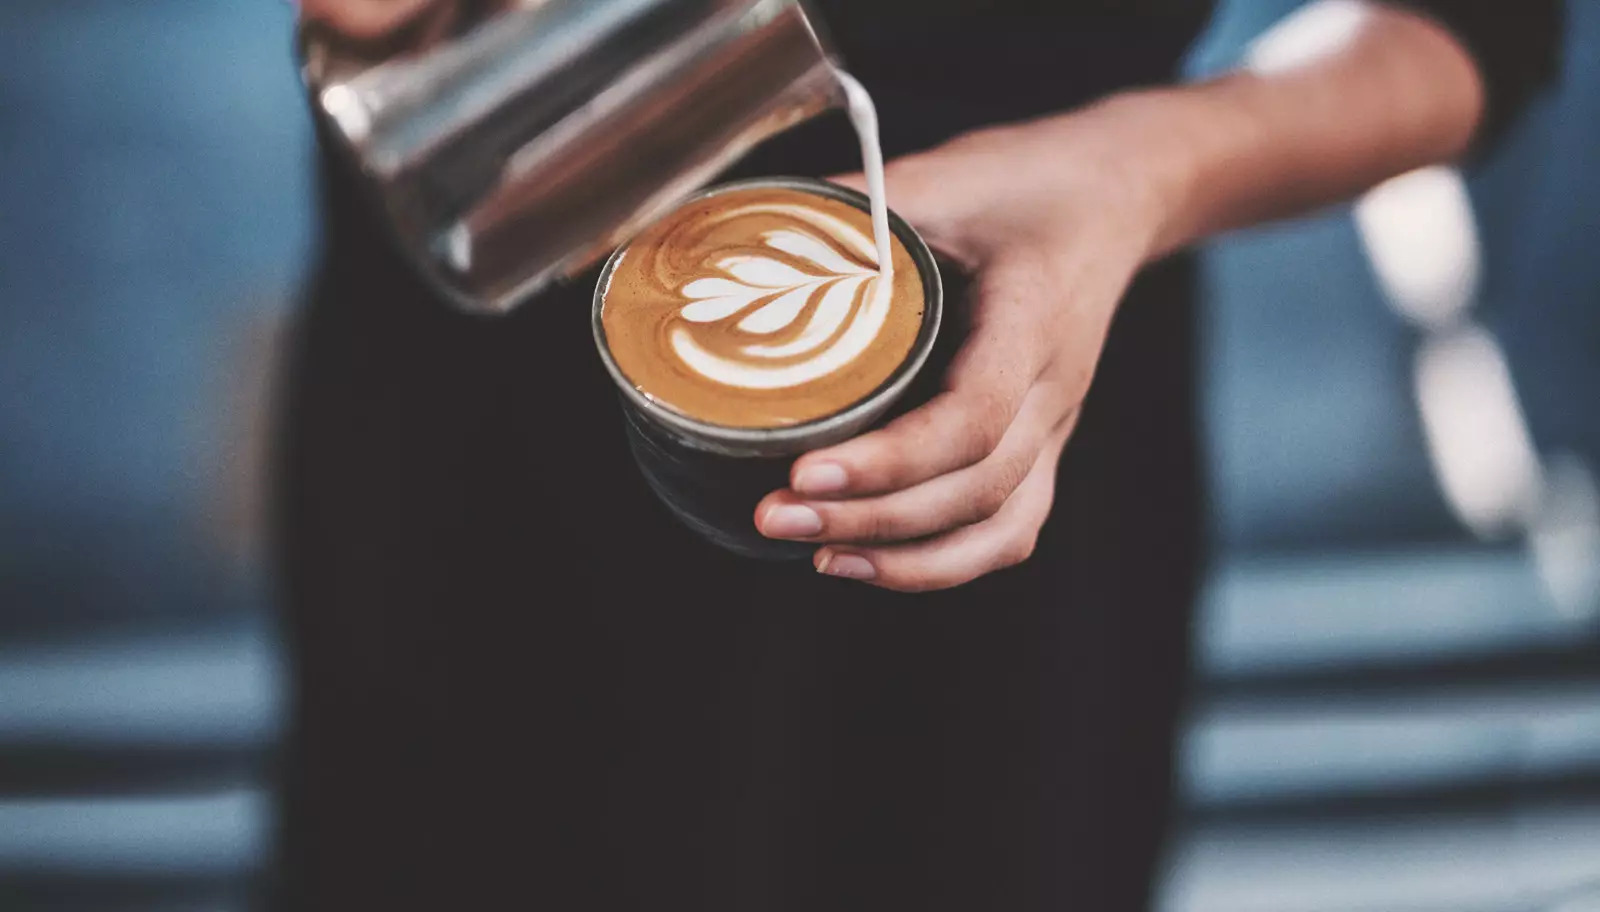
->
left=592, top=177, right=945, bottom=559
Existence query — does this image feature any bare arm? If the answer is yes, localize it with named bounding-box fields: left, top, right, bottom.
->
left=1142, top=3, right=1484, bottom=254
left=762, top=4, right=1501, bottom=589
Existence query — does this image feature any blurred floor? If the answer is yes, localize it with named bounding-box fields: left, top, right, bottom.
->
left=0, top=1, right=1596, bottom=910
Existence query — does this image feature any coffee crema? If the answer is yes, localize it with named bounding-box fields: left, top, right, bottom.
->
left=600, top=185, right=924, bottom=429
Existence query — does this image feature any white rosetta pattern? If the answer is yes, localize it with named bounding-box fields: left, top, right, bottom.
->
left=671, top=203, right=891, bottom=391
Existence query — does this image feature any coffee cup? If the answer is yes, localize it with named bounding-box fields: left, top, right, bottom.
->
left=592, top=176, right=943, bottom=558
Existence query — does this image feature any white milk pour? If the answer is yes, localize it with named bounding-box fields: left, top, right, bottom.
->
left=835, top=71, right=894, bottom=286
left=653, top=71, right=901, bottom=393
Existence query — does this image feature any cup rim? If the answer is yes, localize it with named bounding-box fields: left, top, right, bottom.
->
left=591, top=176, right=944, bottom=455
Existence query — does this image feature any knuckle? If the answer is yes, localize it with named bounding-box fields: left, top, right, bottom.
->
left=908, top=404, right=958, bottom=449
left=852, top=438, right=907, bottom=489
left=993, top=448, right=1035, bottom=499
left=966, top=449, right=1032, bottom=522
left=868, top=564, right=918, bottom=592
left=953, top=392, right=1011, bottom=460
left=861, top=506, right=902, bottom=543
left=872, top=408, right=977, bottom=488
left=828, top=501, right=908, bottom=543
left=972, top=477, right=1013, bottom=521
left=1004, top=533, right=1039, bottom=568
left=887, top=573, right=944, bottom=594
left=872, top=558, right=945, bottom=593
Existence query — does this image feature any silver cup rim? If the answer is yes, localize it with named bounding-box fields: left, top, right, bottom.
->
left=592, top=176, right=944, bottom=456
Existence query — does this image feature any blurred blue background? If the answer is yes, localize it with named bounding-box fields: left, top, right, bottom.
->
left=0, top=0, right=306, bottom=907
left=0, top=1, right=1596, bottom=909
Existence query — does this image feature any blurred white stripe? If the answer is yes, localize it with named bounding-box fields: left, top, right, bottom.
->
left=1356, top=166, right=1482, bottom=329
left=1186, top=682, right=1600, bottom=806
left=1161, top=801, right=1600, bottom=912
left=1200, top=548, right=1581, bottom=676
left=0, top=789, right=267, bottom=875
left=1414, top=327, right=1544, bottom=537
left=0, top=628, right=280, bottom=747
left=1244, top=0, right=1372, bottom=74
left=1528, top=453, right=1600, bottom=620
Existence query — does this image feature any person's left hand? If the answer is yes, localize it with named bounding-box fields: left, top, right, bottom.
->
left=297, top=0, right=514, bottom=50
left=298, top=0, right=447, bottom=42
left=754, top=100, right=1177, bottom=591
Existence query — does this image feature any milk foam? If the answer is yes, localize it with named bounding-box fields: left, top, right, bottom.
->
left=600, top=76, right=920, bottom=428
left=664, top=75, right=896, bottom=392
left=670, top=202, right=888, bottom=390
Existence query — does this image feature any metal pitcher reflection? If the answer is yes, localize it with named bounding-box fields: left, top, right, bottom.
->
left=297, top=0, right=843, bottom=314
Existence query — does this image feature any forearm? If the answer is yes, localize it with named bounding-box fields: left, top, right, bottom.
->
left=1117, top=2, right=1485, bottom=259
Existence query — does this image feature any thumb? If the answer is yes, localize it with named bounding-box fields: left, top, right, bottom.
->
left=826, top=171, right=869, bottom=194
left=828, top=154, right=978, bottom=267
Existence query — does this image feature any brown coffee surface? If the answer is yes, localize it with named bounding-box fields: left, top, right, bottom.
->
left=600, top=185, right=925, bottom=429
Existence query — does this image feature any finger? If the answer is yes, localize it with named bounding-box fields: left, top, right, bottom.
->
left=813, top=430, right=1066, bottom=592
left=791, top=258, right=1052, bottom=498
left=757, top=386, right=1065, bottom=543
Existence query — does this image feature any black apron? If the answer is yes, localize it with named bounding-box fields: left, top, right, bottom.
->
left=274, top=3, right=1211, bottom=909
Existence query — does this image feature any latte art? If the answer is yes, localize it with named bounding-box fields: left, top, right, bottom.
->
left=673, top=202, right=890, bottom=391
left=601, top=186, right=925, bottom=429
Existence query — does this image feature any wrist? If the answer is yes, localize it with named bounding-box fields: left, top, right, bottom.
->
left=1083, top=87, right=1224, bottom=262
left=900, top=86, right=1226, bottom=268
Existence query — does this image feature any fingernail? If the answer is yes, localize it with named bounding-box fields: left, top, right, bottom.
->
left=794, top=462, right=848, bottom=496
left=816, top=550, right=876, bottom=581
left=761, top=504, right=823, bottom=539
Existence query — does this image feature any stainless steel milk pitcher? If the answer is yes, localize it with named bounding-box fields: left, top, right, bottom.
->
left=298, top=0, right=841, bottom=314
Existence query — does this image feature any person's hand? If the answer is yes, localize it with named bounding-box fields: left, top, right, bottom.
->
left=298, top=0, right=522, bottom=68
left=754, top=99, right=1180, bottom=591
left=298, top=0, right=448, bottom=42
left=299, top=0, right=517, bottom=50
